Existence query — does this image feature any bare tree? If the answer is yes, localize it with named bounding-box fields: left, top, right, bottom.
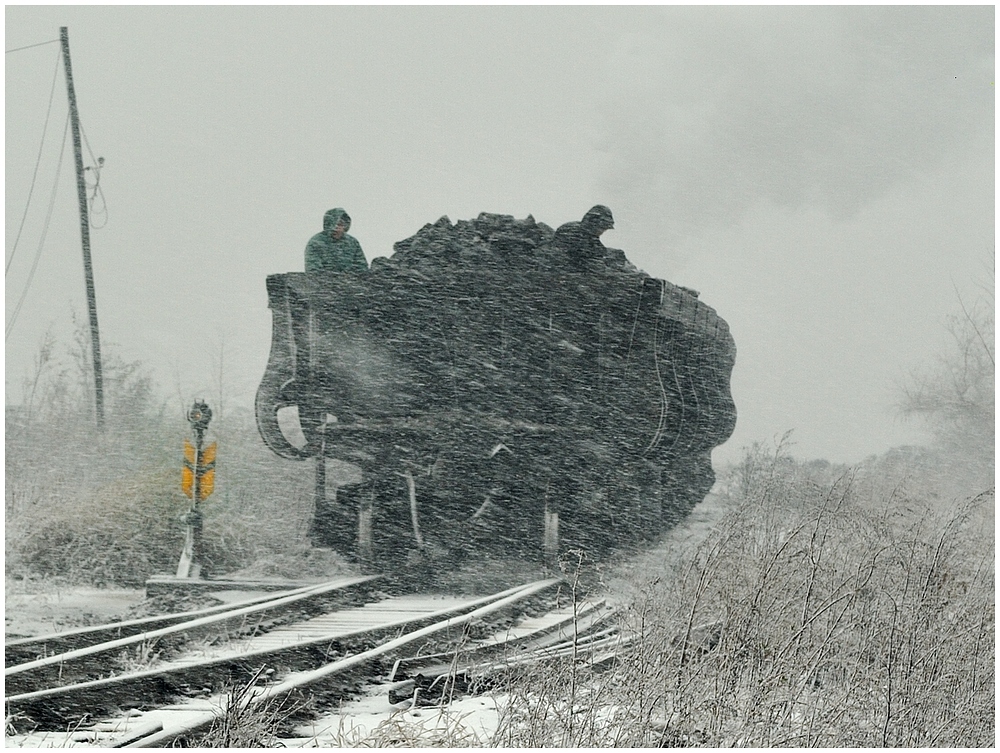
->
left=900, top=277, right=994, bottom=490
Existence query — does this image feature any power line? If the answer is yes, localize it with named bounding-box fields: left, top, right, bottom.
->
left=6, top=47, right=63, bottom=275
left=80, top=120, right=100, bottom=165
left=5, top=39, right=59, bottom=54
left=80, top=123, right=108, bottom=228
left=6, top=112, right=70, bottom=341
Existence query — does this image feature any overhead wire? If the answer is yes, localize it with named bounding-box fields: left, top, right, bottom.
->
left=6, top=112, right=71, bottom=341
left=5, top=39, right=59, bottom=55
left=6, top=46, right=62, bottom=275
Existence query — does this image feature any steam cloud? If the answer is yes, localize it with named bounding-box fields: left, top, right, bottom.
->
left=596, top=6, right=994, bottom=248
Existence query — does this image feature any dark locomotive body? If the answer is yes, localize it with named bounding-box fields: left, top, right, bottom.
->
left=256, top=213, right=737, bottom=565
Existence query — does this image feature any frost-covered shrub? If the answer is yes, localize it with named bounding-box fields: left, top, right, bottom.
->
left=494, top=442, right=995, bottom=747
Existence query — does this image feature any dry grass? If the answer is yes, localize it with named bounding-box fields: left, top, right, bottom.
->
left=195, top=666, right=303, bottom=748
left=320, top=707, right=490, bottom=748
left=492, top=441, right=995, bottom=747
left=5, top=407, right=331, bottom=587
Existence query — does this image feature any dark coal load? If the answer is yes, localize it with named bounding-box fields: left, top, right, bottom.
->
left=256, top=212, right=737, bottom=565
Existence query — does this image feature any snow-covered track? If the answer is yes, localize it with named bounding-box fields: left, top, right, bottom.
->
left=4, top=576, right=380, bottom=669
left=6, top=578, right=612, bottom=747
left=386, top=597, right=621, bottom=703
left=4, top=574, right=380, bottom=695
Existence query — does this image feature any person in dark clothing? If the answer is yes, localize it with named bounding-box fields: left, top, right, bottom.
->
left=305, top=207, right=368, bottom=273
left=552, top=205, right=616, bottom=271
left=301, top=208, right=367, bottom=550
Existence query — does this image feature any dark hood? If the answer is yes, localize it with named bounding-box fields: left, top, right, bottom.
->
left=323, top=208, right=351, bottom=233
left=581, top=205, right=614, bottom=233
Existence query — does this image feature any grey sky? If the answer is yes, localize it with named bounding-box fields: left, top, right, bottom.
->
left=5, top=6, right=994, bottom=465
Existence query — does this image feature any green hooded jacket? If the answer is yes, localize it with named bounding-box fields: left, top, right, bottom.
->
left=305, top=208, right=368, bottom=273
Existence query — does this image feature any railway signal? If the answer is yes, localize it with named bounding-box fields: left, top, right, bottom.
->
left=176, top=400, right=215, bottom=579
left=182, top=439, right=216, bottom=501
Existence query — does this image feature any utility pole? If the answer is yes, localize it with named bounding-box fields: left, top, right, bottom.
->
left=60, top=26, right=105, bottom=429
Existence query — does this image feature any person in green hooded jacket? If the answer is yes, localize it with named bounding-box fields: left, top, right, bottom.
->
left=305, top=208, right=368, bottom=273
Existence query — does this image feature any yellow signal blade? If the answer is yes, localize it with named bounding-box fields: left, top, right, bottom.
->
left=202, top=442, right=217, bottom=465
left=181, top=465, right=194, bottom=498
left=198, top=469, right=215, bottom=501
left=184, top=439, right=196, bottom=464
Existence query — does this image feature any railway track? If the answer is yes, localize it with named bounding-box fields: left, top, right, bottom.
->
left=5, top=576, right=623, bottom=748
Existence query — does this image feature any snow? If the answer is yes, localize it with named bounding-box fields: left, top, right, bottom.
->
left=4, top=587, right=145, bottom=639
left=285, top=685, right=501, bottom=747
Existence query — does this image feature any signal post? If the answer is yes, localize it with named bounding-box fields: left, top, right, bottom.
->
left=177, top=400, right=216, bottom=579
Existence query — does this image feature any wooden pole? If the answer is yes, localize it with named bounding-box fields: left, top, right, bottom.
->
left=60, top=26, right=104, bottom=429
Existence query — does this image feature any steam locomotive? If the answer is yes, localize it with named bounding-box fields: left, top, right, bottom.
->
left=255, top=213, right=736, bottom=567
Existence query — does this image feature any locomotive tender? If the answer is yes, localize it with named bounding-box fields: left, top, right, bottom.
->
left=255, top=213, right=737, bottom=566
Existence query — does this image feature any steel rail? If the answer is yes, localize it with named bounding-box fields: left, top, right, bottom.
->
left=5, top=579, right=560, bottom=731
left=5, top=574, right=379, bottom=694
left=388, top=599, right=615, bottom=681
left=404, top=629, right=636, bottom=700
left=124, top=578, right=562, bottom=747
left=385, top=599, right=618, bottom=703
left=5, top=576, right=378, bottom=667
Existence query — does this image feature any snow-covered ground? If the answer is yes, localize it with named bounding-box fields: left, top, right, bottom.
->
left=283, top=688, right=501, bottom=747
left=5, top=587, right=145, bottom=639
